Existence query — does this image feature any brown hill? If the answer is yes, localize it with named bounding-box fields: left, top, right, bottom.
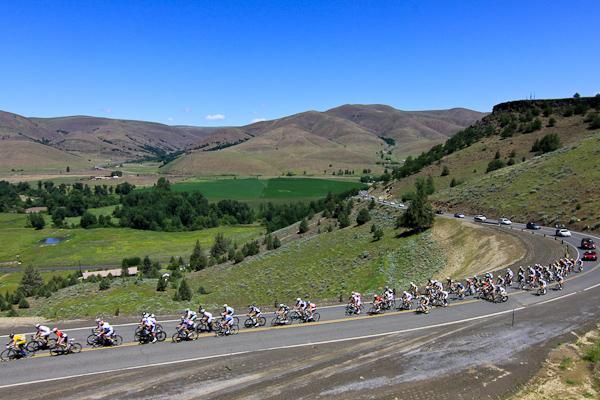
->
left=173, top=105, right=484, bottom=175
left=0, top=104, right=483, bottom=175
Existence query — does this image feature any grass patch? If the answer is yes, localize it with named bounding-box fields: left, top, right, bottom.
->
left=161, top=177, right=366, bottom=207
left=0, top=212, right=263, bottom=268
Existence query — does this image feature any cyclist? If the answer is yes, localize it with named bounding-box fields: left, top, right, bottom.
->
left=52, top=327, right=68, bottom=348
left=383, top=287, right=394, bottom=308
left=418, top=295, right=430, bottom=313
left=401, top=291, right=413, bottom=308
left=409, top=282, right=419, bottom=297
left=97, top=320, right=114, bottom=345
left=373, top=294, right=384, bottom=313
left=276, top=303, right=290, bottom=323
left=454, top=281, right=466, bottom=299
left=183, top=308, right=197, bottom=323
left=495, top=285, right=507, bottom=300
left=556, top=272, right=564, bottom=290
left=34, top=323, right=52, bottom=346
left=439, top=290, right=449, bottom=307
left=199, top=308, right=214, bottom=332
left=222, top=304, right=235, bottom=317
left=306, top=300, right=317, bottom=321
left=220, top=313, right=234, bottom=335
left=247, top=304, right=262, bottom=327
left=7, top=333, right=27, bottom=358
left=177, top=317, right=194, bottom=338
left=538, top=278, right=548, bottom=295
left=295, top=298, right=307, bottom=318
left=144, top=313, right=157, bottom=343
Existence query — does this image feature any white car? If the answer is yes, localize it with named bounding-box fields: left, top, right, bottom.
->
left=556, top=228, right=572, bottom=237
left=454, top=213, right=465, bottom=218
left=499, top=218, right=512, bottom=225
left=474, top=215, right=487, bottom=222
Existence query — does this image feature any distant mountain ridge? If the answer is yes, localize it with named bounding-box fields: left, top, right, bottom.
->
left=0, top=104, right=484, bottom=174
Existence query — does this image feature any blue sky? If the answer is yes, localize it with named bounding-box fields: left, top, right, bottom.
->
left=0, top=0, right=598, bottom=126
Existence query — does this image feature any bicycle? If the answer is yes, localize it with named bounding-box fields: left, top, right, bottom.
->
left=50, top=339, right=82, bottom=356
left=243, top=315, right=266, bottom=328
left=0, top=346, right=29, bottom=362
left=26, top=335, right=56, bottom=353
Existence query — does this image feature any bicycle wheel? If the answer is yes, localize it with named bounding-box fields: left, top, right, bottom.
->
left=26, top=341, right=40, bottom=353
left=188, top=331, right=198, bottom=341
left=0, top=348, right=15, bottom=362
left=156, top=331, right=167, bottom=342
left=271, top=317, right=279, bottom=326
left=49, top=347, right=62, bottom=357
left=257, top=316, right=266, bottom=326
left=312, top=312, right=320, bottom=322
left=244, top=318, right=254, bottom=329
left=112, top=335, right=123, bottom=346
left=70, top=343, right=83, bottom=354
left=86, top=334, right=96, bottom=346
left=233, top=316, right=240, bottom=325
left=230, top=325, right=239, bottom=335
left=172, top=333, right=182, bottom=343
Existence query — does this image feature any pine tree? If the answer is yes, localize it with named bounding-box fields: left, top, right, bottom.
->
left=189, top=240, right=208, bottom=271
left=156, top=276, right=168, bottom=292
left=18, top=297, right=30, bottom=309
left=99, top=278, right=111, bottom=290
left=272, top=235, right=281, bottom=249
left=141, top=256, right=152, bottom=276
left=19, top=265, right=44, bottom=297
left=176, top=279, right=192, bottom=301
left=396, top=180, right=434, bottom=233
left=356, top=208, right=371, bottom=225
left=298, top=218, right=309, bottom=234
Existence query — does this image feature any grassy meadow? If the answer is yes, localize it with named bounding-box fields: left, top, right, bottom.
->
left=157, top=177, right=366, bottom=206
left=0, top=212, right=263, bottom=269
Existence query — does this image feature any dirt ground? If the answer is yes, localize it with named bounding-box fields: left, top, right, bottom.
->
left=510, top=325, right=600, bottom=400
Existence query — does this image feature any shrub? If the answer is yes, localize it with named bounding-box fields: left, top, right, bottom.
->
left=589, top=114, right=600, bottom=130
left=156, top=276, right=168, bottom=292
left=298, top=218, right=309, bottom=234
left=99, top=278, right=111, bottom=291
left=18, top=297, right=30, bottom=309
left=19, top=265, right=44, bottom=297
left=547, top=117, right=556, bottom=127
left=396, top=179, right=434, bottom=232
left=337, top=212, right=350, bottom=228
left=80, top=211, right=97, bottom=228
left=356, top=209, right=371, bottom=225
left=440, top=166, right=450, bottom=176
left=7, top=306, right=18, bottom=317
left=189, top=240, right=208, bottom=271
left=176, top=279, right=192, bottom=301
left=531, top=133, right=561, bottom=154
left=27, top=212, right=45, bottom=230
left=234, top=250, right=245, bottom=264
left=486, top=159, right=506, bottom=173
left=372, top=226, right=384, bottom=241
left=0, top=296, right=7, bottom=311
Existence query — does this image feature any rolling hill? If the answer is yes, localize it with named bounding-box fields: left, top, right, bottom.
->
left=379, top=96, right=600, bottom=232
left=165, top=105, right=484, bottom=175
left=0, top=105, right=483, bottom=175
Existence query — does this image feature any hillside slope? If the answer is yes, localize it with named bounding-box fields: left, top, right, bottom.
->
left=167, top=105, right=484, bottom=175
left=380, top=97, right=600, bottom=232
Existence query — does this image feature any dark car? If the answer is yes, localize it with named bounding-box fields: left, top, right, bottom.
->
left=582, top=251, right=597, bottom=262
left=526, top=222, right=541, bottom=230
left=581, top=238, right=596, bottom=250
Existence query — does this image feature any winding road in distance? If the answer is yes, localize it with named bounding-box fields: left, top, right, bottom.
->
left=1, top=216, right=599, bottom=399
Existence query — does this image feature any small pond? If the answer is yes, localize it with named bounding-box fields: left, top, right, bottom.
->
left=39, top=237, right=65, bottom=245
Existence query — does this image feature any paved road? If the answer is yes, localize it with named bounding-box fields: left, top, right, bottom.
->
left=0, top=217, right=598, bottom=398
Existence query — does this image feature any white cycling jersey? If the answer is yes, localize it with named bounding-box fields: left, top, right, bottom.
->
left=37, top=325, right=51, bottom=337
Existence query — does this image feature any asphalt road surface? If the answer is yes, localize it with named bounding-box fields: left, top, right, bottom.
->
left=0, top=217, right=599, bottom=399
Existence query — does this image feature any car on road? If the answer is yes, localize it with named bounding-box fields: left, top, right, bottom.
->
left=499, top=217, right=512, bottom=225
left=454, top=213, right=465, bottom=218
left=581, top=238, right=596, bottom=250
left=555, top=228, right=572, bottom=237
left=474, top=215, right=487, bottom=222
left=526, top=222, right=541, bottom=230
left=582, top=251, right=597, bottom=262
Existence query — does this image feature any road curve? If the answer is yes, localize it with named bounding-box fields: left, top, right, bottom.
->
left=0, top=217, right=599, bottom=399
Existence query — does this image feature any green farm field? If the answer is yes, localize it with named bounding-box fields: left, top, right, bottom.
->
left=0, top=213, right=263, bottom=269
left=163, top=177, right=366, bottom=206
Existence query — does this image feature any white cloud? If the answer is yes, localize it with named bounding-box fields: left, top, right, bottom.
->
left=167, top=117, right=174, bottom=122
left=250, top=118, right=267, bottom=123
left=205, top=114, right=225, bottom=121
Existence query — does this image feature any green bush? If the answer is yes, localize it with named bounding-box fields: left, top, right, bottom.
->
left=175, top=279, right=192, bottom=301
left=298, top=218, right=309, bottom=234
left=99, top=278, right=111, bottom=291
left=18, top=297, right=30, bottom=309
left=356, top=208, right=371, bottom=225
left=531, top=133, right=561, bottom=154
left=486, top=159, right=506, bottom=173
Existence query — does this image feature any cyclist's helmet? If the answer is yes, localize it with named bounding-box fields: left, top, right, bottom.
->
left=9, top=333, right=14, bottom=339
left=150, top=314, right=155, bottom=318
left=52, top=328, right=58, bottom=332
left=296, top=298, right=301, bottom=302
left=199, top=309, right=205, bottom=313
left=223, top=304, right=228, bottom=308
left=279, top=304, right=284, bottom=308
left=35, top=323, right=40, bottom=329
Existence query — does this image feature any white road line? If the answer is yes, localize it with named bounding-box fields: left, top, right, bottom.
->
left=536, top=292, right=576, bottom=305
left=0, top=307, right=525, bottom=390
left=583, top=282, right=600, bottom=292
